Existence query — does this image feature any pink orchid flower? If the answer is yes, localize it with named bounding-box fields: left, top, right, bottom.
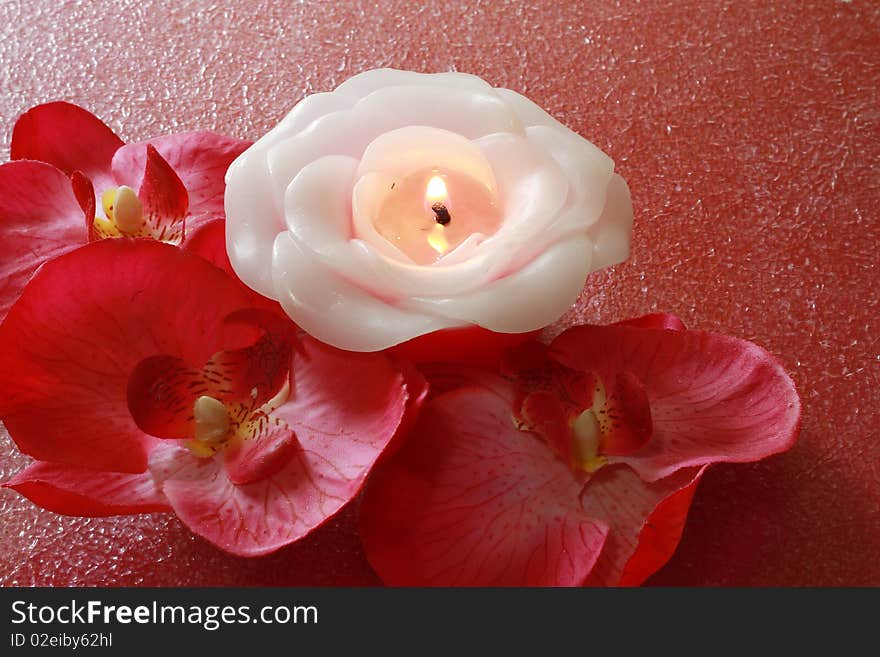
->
left=0, top=102, right=250, bottom=318
left=359, top=313, right=800, bottom=585
left=0, top=236, right=424, bottom=556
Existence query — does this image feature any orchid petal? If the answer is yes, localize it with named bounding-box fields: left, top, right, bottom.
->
left=4, top=460, right=169, bottom=516
left=182, top=218, right=287, bottom=315
left=0, top=161, right=88, bottom=319
left=112, top=131, right=250, bottom=231
left=11, top=102, right=123, bottom=191
left=138, top=145, right=189, bottom=242
left=360, top=385, right=608, bottom=586
left=615, top=313, right=686, bottom=331
left=127, top=309, right=294, bottom=439
left=270, top=336, right=409, bottom=484
left=582, top=465, right=704, bottom=586
left=224, top=424, right=297, bottom=486
left=378, top=359, right=429, bottom=462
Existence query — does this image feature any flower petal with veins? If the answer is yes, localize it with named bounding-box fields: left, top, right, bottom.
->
left=0, top=161, right=89, bottom=319
left=112, top=131, right=251, bottom=232
left=127, top=309, right=294, bottom=440
left=183, top=218, right=287, bottom=315
left=11, top=101, right=123, bottom=192
left=615, top=312, right=687, bottom=332
left=224, top=423, right=297, bottom=486
left=360, top=385, right=609, bottom=586
left=362, top=319, right=800, bottom=585
left=3, top=460, right=170, bottom=517
left=137, top=144, right=189, bottom=242
left=582, top=465, right=705, bottom=586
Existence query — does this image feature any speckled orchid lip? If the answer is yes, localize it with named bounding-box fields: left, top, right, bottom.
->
left=225, top=68, right=634, bottom=352
left=126, top=308, right=295, bottom=484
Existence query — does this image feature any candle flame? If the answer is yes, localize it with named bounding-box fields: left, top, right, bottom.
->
left=425, top=175, right=448, bottom=203
left=427, top=224, right=449, bottom=255
left=426, top=175, right=450, bottom=256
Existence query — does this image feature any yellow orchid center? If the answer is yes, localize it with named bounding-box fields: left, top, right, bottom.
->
left=93, top=186, right=145, bottom=238
left=570, top=408, right=607, bottom=473
left=184, top=380, right=292, bottom=458
left=568, top=371, right=653, bottom=472
left=186, top=395, right=232, bottom=457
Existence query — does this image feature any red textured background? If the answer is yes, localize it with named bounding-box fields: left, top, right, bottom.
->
left=1, top=0, right=878, bottom=586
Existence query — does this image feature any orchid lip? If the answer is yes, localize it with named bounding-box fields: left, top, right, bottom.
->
left=513, top=364, right=654, bottom=474
left=572, top=371, right=653, bottom=468
left=185, top=379, right=292, bottom=458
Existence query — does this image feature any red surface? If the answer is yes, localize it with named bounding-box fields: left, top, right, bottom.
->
left=1, top=0, right=878, bottom=586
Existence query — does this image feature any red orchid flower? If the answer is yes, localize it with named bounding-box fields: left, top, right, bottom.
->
left=0, top=236, right=424, bottom=556
left=359, top=313, right=801, bottom=585
left=0, top=101, right=251, bottom=318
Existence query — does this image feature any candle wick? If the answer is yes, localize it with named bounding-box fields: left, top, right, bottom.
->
left=432, top=202, right=451, bottom=226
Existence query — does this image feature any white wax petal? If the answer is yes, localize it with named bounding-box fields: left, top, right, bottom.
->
left=267, top=111, right=364, bottom=198
left=357, top=126, right=496, bottom=191
left=263, top=92, right=355, bottom=150
left=473, top=132, right=568, bottom=234
left=353, top=85, right=524, bottom=139
left=272, top=232, right=460, bottom=351
left=225, top=153, right=285, bottom=298
left=588, top=173, right=633, bottom=270
left=405, top=234, right=594, bottom=333
left=458, top=132, right=571, bottom=272
left=283, top=155, right=359, bottom=250
left=525, top=124, right=614, bottom=221
left=353, top=127, right=502, bottom=266
left=494, top=87, right=575, bottom=133
left=283, top=158, right=502, bottom=300
left=224, top=91, right=356, bottom=297
left=434, top=232, right=487, bottom=265
left=319, top=129, right=581, bottom=305
left=311, top=238, right=506, bottom=300
left=334, top=69, right=493, bottom=99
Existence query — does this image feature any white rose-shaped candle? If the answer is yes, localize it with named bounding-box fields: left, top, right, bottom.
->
left=225, top=69, right=633, bottom=352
